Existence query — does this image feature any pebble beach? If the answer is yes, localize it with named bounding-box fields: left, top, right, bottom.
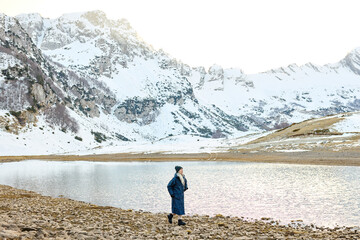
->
left=0, top=184, right=359, bottom=239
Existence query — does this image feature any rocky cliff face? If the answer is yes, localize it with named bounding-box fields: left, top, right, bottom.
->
left=0, top=13, right=78, bottom=133
left=1, top=11, right=259, bottom=147
left=1, top=10, right=360, bottom=151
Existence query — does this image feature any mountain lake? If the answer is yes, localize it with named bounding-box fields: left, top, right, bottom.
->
left=0, top=160, right=359, bottom=228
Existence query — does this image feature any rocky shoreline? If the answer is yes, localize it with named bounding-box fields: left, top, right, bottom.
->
left=0, top=185, right=359, bottom=239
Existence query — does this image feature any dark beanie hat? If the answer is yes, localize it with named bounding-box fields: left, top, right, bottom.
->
left=175, top=166, right=183, bottom=172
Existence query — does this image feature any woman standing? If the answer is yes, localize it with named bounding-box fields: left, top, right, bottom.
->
left=167, top=166, right=188, bottom=226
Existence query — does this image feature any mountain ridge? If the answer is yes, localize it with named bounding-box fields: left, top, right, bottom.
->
left=0, top=10, right=360, bottom=155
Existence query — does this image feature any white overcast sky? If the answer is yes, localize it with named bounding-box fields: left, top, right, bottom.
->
left=2, top=0, right=360, bottom=73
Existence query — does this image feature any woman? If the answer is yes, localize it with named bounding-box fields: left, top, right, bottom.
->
left=167, top=166, right=188, bottom=226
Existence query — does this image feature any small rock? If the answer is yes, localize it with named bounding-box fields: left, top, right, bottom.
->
left=0, top=229, right=21, bottom=239
left=21, top=227, right=37, bottom=232
left=233, top=237, right=252, bottom=240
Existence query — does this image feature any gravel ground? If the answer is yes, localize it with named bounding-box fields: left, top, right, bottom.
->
left=0, top=185, right=359, bottom=239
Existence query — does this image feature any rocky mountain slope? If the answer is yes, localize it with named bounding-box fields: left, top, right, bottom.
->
left=0, top=10, right=360, bottom=155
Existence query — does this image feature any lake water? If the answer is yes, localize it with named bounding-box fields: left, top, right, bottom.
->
left=0, top=160, right=359, bottom=227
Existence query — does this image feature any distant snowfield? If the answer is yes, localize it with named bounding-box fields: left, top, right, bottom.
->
left=68, top=131, right=267, bottom=156
left=0, top=107, right=265, bottom=156
left=2, top=111, right=360, bottom=156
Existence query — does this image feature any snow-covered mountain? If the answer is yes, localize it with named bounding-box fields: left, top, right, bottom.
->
left=0, top=10, right=360, bottom=155
left=189, top=50, right=360, bottom=130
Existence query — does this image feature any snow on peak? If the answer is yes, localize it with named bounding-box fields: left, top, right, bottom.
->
left=15, top=12, right=43, bottom=21
left=58, top=11, right=86, bottom=21
left=208, top=64, right=223, bottom=72
left=56, top=10, right=133, bottom=31
left=14, top=10, right=141, bottom=54
left=59, top=10, right=109, bottom=27
left=82, top=10, right=108, bottom=22
left=349, top=47, right=360, bottom=56
left=342, top=46, right=360, bottom=74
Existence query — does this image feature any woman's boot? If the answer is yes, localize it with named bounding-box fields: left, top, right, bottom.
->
left=178, top=219, right=186, bottom=226
left=167, top=214, right=173, bottom=224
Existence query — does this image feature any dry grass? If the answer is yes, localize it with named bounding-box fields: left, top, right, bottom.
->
left=248, top=116, right=344, bottom=145
left=1, top=150, right=360, bottom=166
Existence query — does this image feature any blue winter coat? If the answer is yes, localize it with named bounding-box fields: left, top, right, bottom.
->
left=167, top=173, right=188, bottom=215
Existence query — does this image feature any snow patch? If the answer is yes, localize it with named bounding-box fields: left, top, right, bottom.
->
left=333, top=112, right=360, bottom=133
left=0, top=52, right=22, bottom=70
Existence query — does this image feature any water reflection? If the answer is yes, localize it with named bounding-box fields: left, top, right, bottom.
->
left=0, top=160, right=359, bottom=227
